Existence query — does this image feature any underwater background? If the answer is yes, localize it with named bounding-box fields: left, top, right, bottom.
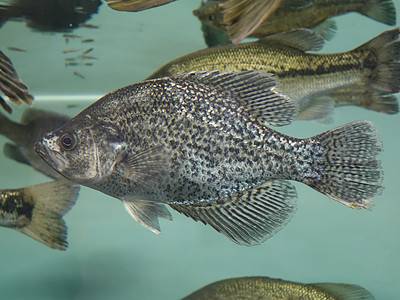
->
left=0, top=1, right=399, bottom=299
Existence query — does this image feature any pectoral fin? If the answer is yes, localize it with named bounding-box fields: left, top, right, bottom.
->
left=170, top=180, right=297, bottom=246
left=123, top=200, right=172, bottom=234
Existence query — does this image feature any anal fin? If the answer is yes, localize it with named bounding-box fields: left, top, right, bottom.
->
left=297, top=96, right=334, bottom=122
left=123, top=200, right=172, bottom=234
left=170, top=180, right=297, bottom=246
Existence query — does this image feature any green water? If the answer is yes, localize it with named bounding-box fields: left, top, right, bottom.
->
left=0, top=1, right=399, bottom=299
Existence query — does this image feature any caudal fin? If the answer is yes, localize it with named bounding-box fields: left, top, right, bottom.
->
left=357, top=28, right=400, bottom=94
left=361, top=0, right=396, bottom=25
left=19, top=180, right=79, bottom=250
left=306, top=121, right=382, bottom=208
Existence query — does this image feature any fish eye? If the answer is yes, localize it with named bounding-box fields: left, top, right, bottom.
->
left=60, top=133, right=76, bottom=151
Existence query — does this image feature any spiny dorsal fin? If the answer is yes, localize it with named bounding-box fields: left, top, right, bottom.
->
left=177, top=71, right=297, bottom=126
left=258, top=29, right=324, bottom=51
left=170, top=180, right=297, bottom=246
left=123, top=200, right=172, bottom=234
left=310, top=283, right=375, bottom=300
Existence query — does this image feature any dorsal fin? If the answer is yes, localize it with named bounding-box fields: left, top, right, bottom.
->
left=176, top=71, right=297, bottom=126
left=20, top=108, right=69, bottom=125
left=310, top=283, right=375, bottom=300
left=258, top=29, right=325, bottom=51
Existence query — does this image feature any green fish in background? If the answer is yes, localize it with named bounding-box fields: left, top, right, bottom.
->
left=0, top=51, right=33, bottom=113
left=0, top=180, right=79, bottom=250
left=149, top=28, right=400, bottom=120
left=35, top=71, right=382, bottom=245
left=194, top=0, right=396, bottom=45
left=182, top=277, right=375, bottom=300
left=0, top=108, right=70, bottom=179
left=105, top=0, right=283, bottom=44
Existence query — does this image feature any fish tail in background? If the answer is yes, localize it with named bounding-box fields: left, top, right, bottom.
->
left=305, top=121, right=382, bottom=208
left=360, top=0, right=396, bottom=25
left=0, top=4, right=11, bottom=26
left=19, top=181, right=80, bottom=250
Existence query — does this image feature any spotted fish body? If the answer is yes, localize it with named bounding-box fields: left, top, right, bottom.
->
left=150, top=29, right=400, bottom=118
left=0, top=189, right=33, bottom=228
left=36, top=71, right=382, bottom=245
left=182, top=277, right=375, bottom=300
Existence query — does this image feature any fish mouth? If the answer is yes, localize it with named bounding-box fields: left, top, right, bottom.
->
left=34, top=141, right=69, bottom=173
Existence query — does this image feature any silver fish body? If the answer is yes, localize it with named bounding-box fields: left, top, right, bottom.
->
left=35, top=72, right=382, bottom=245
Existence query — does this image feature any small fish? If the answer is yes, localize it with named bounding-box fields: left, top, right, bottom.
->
left=64, top=57, right=77, bottom=62
left=0, top=0, right=102, bottom=32
left=80, top=54, right=97, bottom=60
left=35, top=71, right=382, bottom=245
left=65, top=62, right=79, bottom=67
left=84, top=63, right=94, bottom=66
left=0, top=108, right=71, bottom=179
left=80, top=23, right=99, bottom=29
left=62, top=33, right=82, bottom=39
left=6, top=47, right=27, bottom=52
left=105, top=0, right=282, bottom=43
left=73, top=71, right=85, bottom=79
left=195, top=0, right=396, bottom=43
left=83, top=47, right=94, bottom=54
left=0, top=180, right=79, bottom=250
left=63, top=49, right=81, bottom=54
left=81, top=38, right=95, bottom=43
left=0, top=51, right=33, bottom=113
left=182, top=277, right=375, bottom=300
left=149, top=28, right=400, bottom=119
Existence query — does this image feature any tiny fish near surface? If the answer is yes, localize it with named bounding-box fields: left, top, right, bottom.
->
left=0, top=180, right=79, bottom=250
left=35, top=71, right=383, bottom=246
left=182, top=276, right=375, bottom=300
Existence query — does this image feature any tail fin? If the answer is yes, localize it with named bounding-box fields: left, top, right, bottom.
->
left=19, top=180, right=79, bottom=250
left=361, top=0, right=396, bottom=25
left=306, top=121, right=382, bottom=208
left=357, top=28, right=400, bottom=93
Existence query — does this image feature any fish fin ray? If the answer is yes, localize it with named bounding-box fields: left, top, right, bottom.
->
left=360, top=0, right=396, bottom=25
left=312, top=19, right=337, bottom=41
left=178, top=71, right=296, bottom=126
left=170, top=180, right=297, bottom=246
left=310, top=283, right=375, bottom=300
left=200, top=22, right=231, bottom=48
left=221, top=0, right=283, bottom=44
left=19, top=180, right=79, bottom=250
left=106, top=0, right=174, bottom=12
left=307, top=121, right=382, bottom=208
left=297, top=96, right=334, bottom=121
left=123, top=200, right=172, bottom=234
left=259, top=29, right=324, bottom=51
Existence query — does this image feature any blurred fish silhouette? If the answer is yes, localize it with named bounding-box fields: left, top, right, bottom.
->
left=195, top=0, right=396, bottom=45
left=149, top=28, right=400, bottom=120
left=182, top=276, right=375, bottom=300
left=0, top=108, right=70, bottom=179
left=0, top=0, right=102, bottom=32
left=0, top=180, right=79, bottom=250
left=0, top=51, right=33, bottom=113
left=106, top=0, right=283, bottom=44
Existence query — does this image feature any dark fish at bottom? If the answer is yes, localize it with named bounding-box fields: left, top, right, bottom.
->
left=0, top=180, right=79, bottom=250
left=182, top=277, right=375, bottom=300
left=35, top=71, right=383, bottom=245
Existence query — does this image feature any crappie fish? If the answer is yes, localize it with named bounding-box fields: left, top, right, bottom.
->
left=182, top=277, right=375, bottom=300
left=0, top=0, right=102, bottom=32
left=0, top=180, right=79, bottom=250
left=35, top=71, right=382, bottom=245
left=0, top=51, right=33, bottom=113
left=149, top=29, right=400, bottom=119
left=106, top=0, right=282, bottom=44
left=0, top=108, right=70, bottom=179
left=195, top=0, right=396, bottom=44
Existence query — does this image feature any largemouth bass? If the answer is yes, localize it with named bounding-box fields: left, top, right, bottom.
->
left=182, top=276, right=375, bottom=300
left=35, top=71, right=382, bottom=245
left=149, top=29, right=400, bottom=119
left=195, top=0, right=396, bottom=44
left=0, top=180, right=79, bottom=250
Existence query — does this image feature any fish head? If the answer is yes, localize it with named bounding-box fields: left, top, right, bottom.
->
left=193, top=0, right=224, bottom=28
left=34, top=118, right=125, bottom=184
